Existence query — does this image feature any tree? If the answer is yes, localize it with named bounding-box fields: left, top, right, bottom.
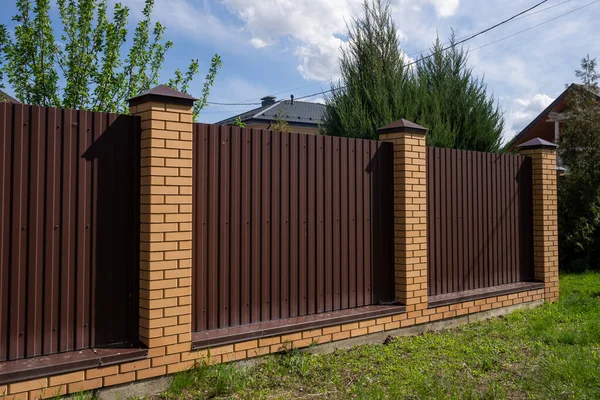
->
left=0, top=0, right=221, bottom=120
left=558, top=55, right=600, bottom=270
left=320, top=0, right=413, bottom=140
left=412, top=35, right=504, bottom=152
left=269, top=110, right=291, bottom=132
left=321, top=0, right=504, bottom=153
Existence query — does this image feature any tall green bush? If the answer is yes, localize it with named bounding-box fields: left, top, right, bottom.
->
left=321, top=0, right=504, bottom=153
left=558, top=55, right=600, bottom=271
left=0, top=0, right=221, bottom=119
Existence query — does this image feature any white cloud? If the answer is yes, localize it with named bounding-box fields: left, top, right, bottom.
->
left=428, top=0, right=460, bottom=17
left=249, top=38, right=271, bottom=48
left=220, top=0, right=460, bottom=82
left=116, top=0, right=242, bottom=45
left=504, top=93, right=554, bottom=141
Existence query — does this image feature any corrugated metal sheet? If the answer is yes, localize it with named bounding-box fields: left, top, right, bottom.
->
left=426, top=147, right=534, bottom=296
left=0, top=103, right=140, bottom=361
left=192, top=124, right=394, bottom=331
left=217, top=100, right=326, bottom=125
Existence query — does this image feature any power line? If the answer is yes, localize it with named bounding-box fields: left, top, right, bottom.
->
left=207, top=101, right=261, bottom=106
left=407, top=0, right=573, bottom=57
left=470, top=0, right=599, bottom=52
left=296, top=0, right=592, bottom=101
left=206, top=83, right=319, bottom=107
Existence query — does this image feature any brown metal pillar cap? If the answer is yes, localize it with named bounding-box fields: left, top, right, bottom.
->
left=127, top=84, right=197, bottom=107
left=517, top=137, right=558, bottom=150
left=377, top=119, right=428, bottom=136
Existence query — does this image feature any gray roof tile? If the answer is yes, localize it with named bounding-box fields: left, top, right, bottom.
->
left=217, top=100, right=326, bottom=125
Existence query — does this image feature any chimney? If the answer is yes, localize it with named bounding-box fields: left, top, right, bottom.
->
left=290, top=94, right=294, bottom=105
left=260, top=95, right=276, bottom=107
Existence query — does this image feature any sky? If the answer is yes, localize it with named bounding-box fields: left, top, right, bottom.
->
left=1, top=0, right=600, bottom=143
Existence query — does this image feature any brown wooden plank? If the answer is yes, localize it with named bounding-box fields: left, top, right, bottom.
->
left=298, top=134, right=308, bottom=316
left=366, top=141, right=377, bottom=305
left=475, top=151, right=483, bottom=289
left=307, top=135, right=316, bottom=315
left=500, top=154, right=508, bottom=284
left=218, top=126, right=231, bottom=327
left=280, top=132, right=290, bottom=319
left=0, top=103, right=12, bottom=361
left=323, top=136, right=334, bottom=311
left=434, top=148, right=442, bottom=295
left=426, top=148, right=433, bottom=295
left=192, top=125, right=201, bottom=330
left=332, top=137, right=341, bottom=310
left=456, top=150, right=464, bottom=292
left=348, top=140, right=357, bottom=307
left=355, top=140, right=365, bottom=306
left=10, top=105, right=28, bottom=359
left=440, top=148, right=448, bottom=294
left=240, top=127, right=252, bottom=325
left=230, top=127, right=242, bottom=326
left=316, top=135, right=325, bottom=313
left=466, top=151, right=474, bottom=290
left=270, top=132, right=281, bottom=320
left=207, top=125, right=220, bottom=329
left=340, top=139, right=349, bottom=309
left=450, top=149, right=457, bottom=292
left=362, top=141, right=371, bottom=304
left=75, top=110, right=91, bottom=350
left=261, top=130, right=272, bottom=322
left=289, top=133, right=299, bottom=318
left=26, top=106, right=45, bottom=357
left=250, top=129, right=262, bottom=323
left=88, top=111, right=101, bottom=348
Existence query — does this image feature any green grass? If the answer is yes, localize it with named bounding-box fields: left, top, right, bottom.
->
left=158, top=273, right=600, bottom=399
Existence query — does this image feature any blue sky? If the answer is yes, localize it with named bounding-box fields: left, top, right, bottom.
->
left=1, top=0, right=600, bottom=142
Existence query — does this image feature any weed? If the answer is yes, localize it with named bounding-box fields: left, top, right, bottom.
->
left=154, top=273, right=600, bottom=400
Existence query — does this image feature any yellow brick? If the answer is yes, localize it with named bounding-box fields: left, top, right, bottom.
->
left=8, top=379, right=47, bottom=395
left=165, top=122, right=193, bottom=132
left=166, top=342, right=191, bottom=355
left=137, top=366, right=167, bottom=380
left=85, top=365, right=119, bottom=380
left=120, top=359, right=151, bottom=373
left=48, top=371, right=85, bottom=386
left=29, top=385, right=65, bottom=400
left=67, top=378, right=102, bottom=394
left=234, top=340, right=258, bottom=351
left=152, top=354, right=181, bottom=367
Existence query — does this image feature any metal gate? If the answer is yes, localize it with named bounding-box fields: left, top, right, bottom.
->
left=0, top=103, right=140, bottom=361
left=426, top=147, right=534, bottom=296
left=192, top=124, right=394, bottom=331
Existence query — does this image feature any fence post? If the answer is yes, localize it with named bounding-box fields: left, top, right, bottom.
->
left=377, top=119, right=428, bottom=315
left=518, top=138, right=559, bottom=302
left=128, top=86, right=195, bottom=355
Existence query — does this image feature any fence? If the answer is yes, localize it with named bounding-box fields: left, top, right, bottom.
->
left=426, top=147, right=534, bottom=296
left=192, top=124, right=395, bottom=331
left=0, top=103, right=140, bottom=362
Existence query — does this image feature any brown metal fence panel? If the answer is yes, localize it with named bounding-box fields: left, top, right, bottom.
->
left=426, top=147, right=533, bottom=296
left=0, top=103, right=140, bottom=362
left=192, top=124, right=394, bottom=331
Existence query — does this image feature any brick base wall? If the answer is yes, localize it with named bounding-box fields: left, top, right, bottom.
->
left=3, top=289, right=544, bottom=400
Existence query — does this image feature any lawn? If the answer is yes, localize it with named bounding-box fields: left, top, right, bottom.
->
left=157, top=273, right=600, bottom=399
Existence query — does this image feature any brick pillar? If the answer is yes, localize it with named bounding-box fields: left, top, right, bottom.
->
left=377, top=119, right=428, bottom=314
left=518, top=138, right=559, bottom=302
left=128, top=85, right=196, bottom=355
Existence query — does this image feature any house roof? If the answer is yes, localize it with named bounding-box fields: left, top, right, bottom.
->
left=507, top=84, right=600, bottom=150
left=0, top=90, right=20, bottom=104
left=217, top=100, right=326, bottom=126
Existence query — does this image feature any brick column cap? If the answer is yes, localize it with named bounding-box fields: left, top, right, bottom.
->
left=517, top=137, right=557, bottom=151
left=377, top=118, right=428, bottom=136
left=127, top=84, right=197, bottom=107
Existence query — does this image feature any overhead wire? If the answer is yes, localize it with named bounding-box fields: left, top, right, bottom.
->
left=294, top=0, right=595, bottom=101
